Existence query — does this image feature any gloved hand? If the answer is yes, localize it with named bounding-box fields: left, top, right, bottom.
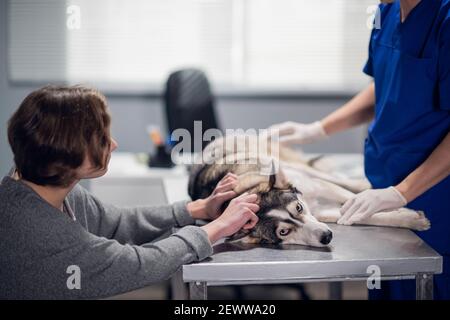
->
left=268, top=121, right=328, bottom=145
left=337, top=186, right=407, bottom=225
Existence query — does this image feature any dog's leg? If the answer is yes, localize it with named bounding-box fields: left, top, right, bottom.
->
left=281, top=160, right=371, bottom=193
left=285, top=168, right=355, bottom=203
left=314, top=207, right=342, bottom=223
left=353, top=208, right=431, bottom=231
left=310, top=178, right=356, bottom=204
left=315, top=207, right=431, bottom=231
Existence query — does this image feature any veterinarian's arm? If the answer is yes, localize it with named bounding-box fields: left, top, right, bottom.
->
left=269, top=83, right=375, bottom=145
left=396, top=132, right=450, bottom=202
left=321, top=82, right=375, bottom=135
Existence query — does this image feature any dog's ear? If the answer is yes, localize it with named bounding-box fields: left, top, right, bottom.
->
left=268, top=172, right=276, bottom=189
left=226, top=228, right=261, bottom=244
left=268, top=165, right=289, bottom=189
left=268, top=159, right=278, bottom=188
left=226, top=229, right=251, bottom=242
left=274, top=167, right=289, bottom=188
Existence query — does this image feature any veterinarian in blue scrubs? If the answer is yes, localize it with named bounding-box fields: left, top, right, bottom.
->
left=270, top=0, right=450, bottom=299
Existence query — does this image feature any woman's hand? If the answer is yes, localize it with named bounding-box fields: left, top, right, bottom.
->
left=337, top=186, right=407, bottom=225
left=201, top=193, right=260, bottom=244
left=187, top=173, right=239, bottom=220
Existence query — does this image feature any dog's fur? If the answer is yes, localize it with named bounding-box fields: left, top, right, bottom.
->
left=188, top=134, right=430, bottom=247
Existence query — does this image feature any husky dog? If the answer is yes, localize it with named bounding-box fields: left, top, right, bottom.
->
left=188, top=134, right=430, bottom=247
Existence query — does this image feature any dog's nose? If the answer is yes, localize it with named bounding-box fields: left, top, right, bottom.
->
left=320, top=230, right=333, bottom=245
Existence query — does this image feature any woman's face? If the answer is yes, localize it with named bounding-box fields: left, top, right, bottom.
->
left=77, top=136, right=118, bottom=180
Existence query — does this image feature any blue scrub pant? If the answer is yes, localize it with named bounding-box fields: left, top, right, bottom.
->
left=367, top=177, right=450, bottom=300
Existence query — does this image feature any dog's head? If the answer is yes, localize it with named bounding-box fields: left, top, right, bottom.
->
left=229, top=167, right=333, bottom=247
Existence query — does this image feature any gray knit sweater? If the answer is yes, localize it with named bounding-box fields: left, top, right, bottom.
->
left=0, top=176, right=213, bottom=299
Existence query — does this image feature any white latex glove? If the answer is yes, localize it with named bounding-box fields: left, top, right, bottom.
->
left=337, top=186, right=407, bottom=225
left=268, top=121, right=328, bottom=145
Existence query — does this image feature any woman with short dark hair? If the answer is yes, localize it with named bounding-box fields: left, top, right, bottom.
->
left=0, top=85, right=259, bottom=299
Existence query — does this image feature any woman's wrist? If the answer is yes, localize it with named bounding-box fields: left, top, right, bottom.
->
left=320, top=118, right=337, bottom=136
left=312, top=121, right=329, bottom=139
left=395, top=182, right=414, bottom=203
left=186, top=199, right=207, bottom=220
left=201, top=220, right=224, bottom=245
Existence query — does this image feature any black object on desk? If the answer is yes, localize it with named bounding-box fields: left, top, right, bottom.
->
left=148, top=144, right=174, bottom=168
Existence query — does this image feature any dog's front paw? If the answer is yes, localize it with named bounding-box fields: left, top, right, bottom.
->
left=411, top=211, right=431, bottom=231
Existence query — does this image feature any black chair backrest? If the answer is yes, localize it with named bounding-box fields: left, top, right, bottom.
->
left=165, top=69, right=220, bottom=152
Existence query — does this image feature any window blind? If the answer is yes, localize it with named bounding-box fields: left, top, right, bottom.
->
left=8, top=0, right=378, bottom=92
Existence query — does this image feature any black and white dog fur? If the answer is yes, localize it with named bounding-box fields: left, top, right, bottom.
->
left=188, top=134, right=430, bottom=247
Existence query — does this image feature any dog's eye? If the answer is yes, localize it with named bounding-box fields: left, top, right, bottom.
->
left=279, top=228, right=291, bottom=237
left=296, top=203, right=303, bottom=213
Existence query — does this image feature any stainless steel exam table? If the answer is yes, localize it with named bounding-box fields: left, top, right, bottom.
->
left=174, top=223, right=442, bottom=300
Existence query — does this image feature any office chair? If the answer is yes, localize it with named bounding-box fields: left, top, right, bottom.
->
left=164, top=68, right=220, bottom=153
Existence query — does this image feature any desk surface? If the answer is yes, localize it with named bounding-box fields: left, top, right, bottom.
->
left=105, top=152, right=188, bottom=178
left=183, top=224, right=442, bottom=284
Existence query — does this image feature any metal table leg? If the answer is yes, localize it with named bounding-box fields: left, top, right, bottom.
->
left=416, top=273, right=433, bottom=300
left=189, top=281, right=207, bottom=300
left=170, top=267, right=188, bottom=300
left=329, top=282, right=343, bottom=300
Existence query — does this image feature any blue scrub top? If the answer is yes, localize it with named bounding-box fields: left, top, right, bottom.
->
left=364, top=0, right=450, bottom=299
left=364, top=0, right=450, bottom=250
